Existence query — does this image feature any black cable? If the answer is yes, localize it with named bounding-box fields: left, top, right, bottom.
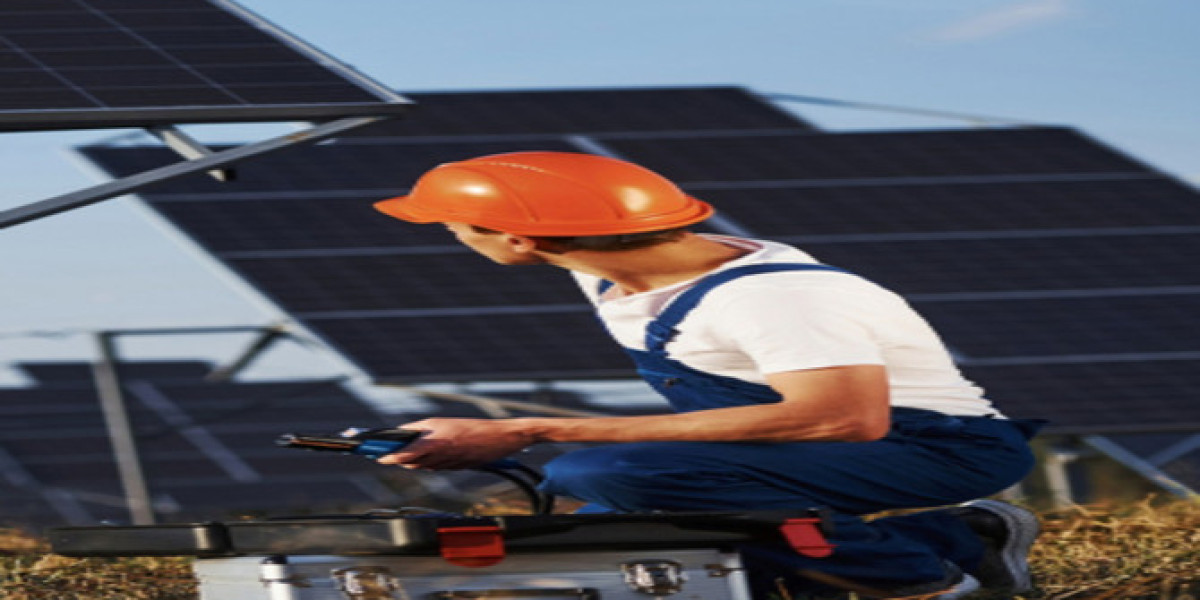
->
left=475, top=466, right=543, bottom=513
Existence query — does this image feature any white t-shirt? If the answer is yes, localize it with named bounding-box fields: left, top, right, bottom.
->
left=572, top=235, right=1000, bottom=417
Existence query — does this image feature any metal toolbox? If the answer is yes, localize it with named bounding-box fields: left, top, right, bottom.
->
left=198, top=548, right=749, bottom=599
left=48, top=521, right=232, bottom=557
left=51, top=511, right=833, bottom=600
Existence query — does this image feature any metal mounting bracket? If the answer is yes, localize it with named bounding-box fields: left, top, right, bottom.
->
left=147, top=125, right=236, bottom=182
left=0, top=115, right=393, bottom=229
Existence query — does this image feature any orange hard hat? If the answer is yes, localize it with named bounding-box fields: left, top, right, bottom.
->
left=374, top=151, right=713, bottom=236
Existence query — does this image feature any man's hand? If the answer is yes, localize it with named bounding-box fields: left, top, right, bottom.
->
left=376, top=418, right=534, bottom=470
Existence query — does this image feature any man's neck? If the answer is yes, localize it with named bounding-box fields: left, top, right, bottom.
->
left=548, top=233, right=753, bottom=294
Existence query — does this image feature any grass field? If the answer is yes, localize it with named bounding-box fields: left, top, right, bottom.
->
left=2, top=497, right=1198, bottom=599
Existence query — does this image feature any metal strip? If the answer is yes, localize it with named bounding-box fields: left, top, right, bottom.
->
left=0, top=115, right=391, bottom=228
left=680, top=171, right=1161, bottom=190
left=148, top=125, right=235, bottom=182
left=773, top=225, right=1200, bottom=244
left=908, top=285, right=1200, bottom=303
left=762, top=92, right=1038, bottom=127
left=298, top=304, right=594, bottom=321
left=219, top=245, right=469, bottom=259
left=1081, top=434, right=1200, bottom=500
left=92, top=332, right=156, bottom=525
left=0, top=103, right=410, bottom=132
left=1146, top=433, right=1200, bottom=467
left=125, top=380, right=263, bottom=483
left=960, top=350, right=1200, bottom=367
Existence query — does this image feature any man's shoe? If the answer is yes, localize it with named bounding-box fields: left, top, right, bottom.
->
left=798, top=561, right=972, bottom=600
left=952, top=499, right=1039, bottom=594
left=931, top=573, right=981, bottom=600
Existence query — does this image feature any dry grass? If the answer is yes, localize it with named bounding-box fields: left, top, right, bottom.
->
left=1018, top=497, right=1200, bottom=600
left=2, top=498, right=1198, bottom=599
left=0, top=532, right=195, bottom=600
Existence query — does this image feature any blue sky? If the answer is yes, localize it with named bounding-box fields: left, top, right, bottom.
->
left=0, top=0, right=1196, bottom=380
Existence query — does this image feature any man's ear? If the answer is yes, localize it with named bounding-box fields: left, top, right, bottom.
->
left=504, top=234, right=540, bottom=254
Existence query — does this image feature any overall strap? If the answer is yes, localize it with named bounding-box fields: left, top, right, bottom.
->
left=644, top=263, right=851, bottom=352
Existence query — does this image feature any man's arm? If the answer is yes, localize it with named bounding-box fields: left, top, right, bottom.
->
left=377, top=364, right=889, bottom=470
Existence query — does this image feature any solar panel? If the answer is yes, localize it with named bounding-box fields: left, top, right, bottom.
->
left=0, top=0, right=408, bottom=131
left=18, top=360, right=214, bottom=383
left=920, top=295, right=1200, bottom=358
left=76, top=87, right=812, bottom=383
left=693, top=178, right=1200, bottom=236
left=346, top=87, right=817, bottom=137
left=793, top=233, right=1200, bottom=295
left=223, top=255, right=587, bottom=313
left=601, top=128, right=1151, bottom=182
left=78, top=139, right=586, bottom=250
left=76, top=87, right=1200, bottom=439
left=961, top=361, right=1200, bottom=434
left=0, top=361, right=452, bottom=528
left=307, top=313, right=636, bottom=383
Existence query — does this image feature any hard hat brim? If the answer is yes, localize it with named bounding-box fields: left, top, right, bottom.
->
left=373, top=195, right=436, bottom=224
left=374, top=194, right=714, bottom=235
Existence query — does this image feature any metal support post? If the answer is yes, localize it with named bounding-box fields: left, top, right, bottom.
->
left=204, top=324, right=291, bottom=382
left=92, top=332, right=156, bottom=525
left=1081, top=434, right=1200, bottom=501
left=1043, top=445, right=1082, bottom=509
left=147, top=125, right=235, bottom=182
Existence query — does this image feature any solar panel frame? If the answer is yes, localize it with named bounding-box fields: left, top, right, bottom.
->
left=0, top=0, right=410, bottom=132
left=344, top=87, right=817, bottom=137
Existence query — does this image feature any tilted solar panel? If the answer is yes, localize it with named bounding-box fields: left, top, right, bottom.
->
left=76, top=88, right=1200, bottom=436
left=0, top=0, right=408, bottom=131
left=0, top=361, right=414, bottom=527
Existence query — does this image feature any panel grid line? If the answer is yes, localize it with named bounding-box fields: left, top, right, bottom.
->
left=297, top=304, right=594, bottom=320
left=218, top=245, right=469, bottom=260
left=908, top=286, right=1200, bottom=303
left=773, top=225, right=1200, bottom=244
left=73, top=0, right=248, bottom=105
left=0, top=35, right=104, bottom=106
left=680, top=172, right=1162, bottom=189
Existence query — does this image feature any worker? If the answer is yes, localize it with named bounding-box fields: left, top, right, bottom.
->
left=373, top=151, right=1044, bottom=599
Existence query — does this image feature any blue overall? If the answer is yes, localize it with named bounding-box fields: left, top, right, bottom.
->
left=539, top=264, right=1044, bottom=591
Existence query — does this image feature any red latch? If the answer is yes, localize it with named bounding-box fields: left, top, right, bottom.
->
left=437, top=525, right=506, bottom=567
left=780, top=517, right=835, bottom=558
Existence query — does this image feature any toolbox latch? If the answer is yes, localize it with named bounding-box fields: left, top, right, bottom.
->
left=437, top=525, right=506, bottom=567
left=780, top=518, right=835, bottom=558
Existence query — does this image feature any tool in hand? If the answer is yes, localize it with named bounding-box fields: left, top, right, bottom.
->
left=276, top=426, right=555, bottom=514
left=275, top=427, right=423, bottom=459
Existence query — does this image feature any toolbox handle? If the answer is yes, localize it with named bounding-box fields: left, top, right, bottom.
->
left=437, top=525, right=506, bottom=567
left=427, top=589, right=599, bottom=599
